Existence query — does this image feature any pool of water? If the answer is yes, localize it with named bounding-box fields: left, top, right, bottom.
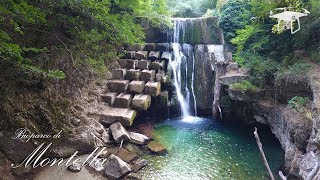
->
left=141, top=116, right=284, bottom=180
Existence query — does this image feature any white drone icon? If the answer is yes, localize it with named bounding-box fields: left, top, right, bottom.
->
left=269, top=7, right=310, bottom=34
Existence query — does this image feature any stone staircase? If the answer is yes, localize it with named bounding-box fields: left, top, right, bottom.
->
left=100, top=43, right=171, bottom=126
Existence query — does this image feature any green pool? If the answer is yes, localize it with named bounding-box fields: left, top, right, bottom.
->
left=141, top=116, right=284, bottom=180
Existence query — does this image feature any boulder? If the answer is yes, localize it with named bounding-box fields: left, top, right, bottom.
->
left=100, top=92, right=118, bottom=106
left=129, top=81, right=145, bottom=94
left=156, top=43, right=169, bottom=51
left=129, top=132, right=150, bottom=145
left=136, top=60, right=150, bottom=70
left=148, top=51, right=160, bottom=60
left=143, top=43, right=156, bottom=51
left=144, top=82, right=161, bottom=97
left=132, top=94, right=151, bottom=111
left=150, top=61, right=165, bottom=71
left=67, top=162, right=82, bottom=173
left=125, top=43, right=143, bottom=51
left=108, top=148, right=138, bottom=163
left=100, top=107, right=136, bottom=126
left=147, top=141, right=167, bottom=154
left=107, top=80, right=129, bottom=93
left=114, top=93, right=133, bottom=108
left=104, top=154, right=131, bottom=179
left=109, top=122, right=131, bottom=143
left=161, top=52, right=171, bottom=61
left=135, top=51, right=148, bottom=60
left=126, top=69, right=141, bottom=81
left=112, top=69, right=126, bottom=79
left=140, top=70, right=155, bottom=82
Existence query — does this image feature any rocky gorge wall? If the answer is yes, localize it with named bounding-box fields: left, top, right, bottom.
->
left=224, top=64, right=320, bottom=179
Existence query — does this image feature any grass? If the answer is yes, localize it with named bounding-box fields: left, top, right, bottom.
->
left=229, top=80, right=259, bottom=92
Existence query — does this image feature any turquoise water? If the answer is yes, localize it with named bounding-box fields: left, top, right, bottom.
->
left=141, top=117, right=284, bottom=180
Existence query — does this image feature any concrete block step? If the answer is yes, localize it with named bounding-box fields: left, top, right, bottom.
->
left=112, top=69, right=126, bottom=79
left=118, top=59, right=137, bottom=69
left=114, top=93, right=133, bottom=108
left=129, top=81, right=145, bottom=94
left=144, top=81, right=161, bottom=97
left=143, top=43, right=156, bottom=51
left=132, top=94, right=151, bottom=111
left=140, top=70, right=155, bottom=82
left=107, top=80, right=130, bottom=93
left=136, top=60, right=150, bottom=70
left=100, top=107, right=136, bottom=127
left=101, top=92, right=118, bottom=106
left=122, top=51, right=135, bottom=59
left=135, top=51, right=148, bottom=60
left=126, top=69, right=141, bottom=81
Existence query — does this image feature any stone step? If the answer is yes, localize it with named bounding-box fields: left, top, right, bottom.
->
left=107, top=80, right=130, bottom=93
left=132, top=94, right=151, bottom=111
left=148, top=51, right=160, bottom=60
left=101, top=92, right=118, bottom=106
left=144, top=81, right=161, bottom=97
left=156, top=70, right=168, bottom=84
left=129, top=81, right=145, bottom=94
left=135, top=51, right=148, bottom=60
left=126, top=69, right=141, bottom=81
left=100, top=107, right=136, bottom=126
left=114, top=93, right=133, bottom=108
left=112, top=69, right=126, bottom=79
left=150, top=61, right=165, bottom=71
left=118, top=59, right=137, bottom=69
left=140, top=70, right=155, bottom=82
left=136, top=60, right=150, bottom=70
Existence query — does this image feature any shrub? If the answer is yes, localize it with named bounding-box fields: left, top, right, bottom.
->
left=288, top=96, right=307, bottom=108
left=230, top=80, right=260, bottom=92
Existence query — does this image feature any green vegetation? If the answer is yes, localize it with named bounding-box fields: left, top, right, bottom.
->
left=230, top=80, right=260, bottom=92
left=219, top=0, right=320, bottom=88
left=0, top=0, right=170, bottom=132
left=288, top=96, right=307, bottom=108
left=167, top=0, right=218, bottom=17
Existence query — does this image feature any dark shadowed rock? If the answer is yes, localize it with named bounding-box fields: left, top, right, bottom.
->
left=125, top=43, right=143, bottom=51
left=108, top=148, right=138, bottom=163
left=161, top=52, right=171, bottom=61
left=112, top=69, right=127, bottom=79
left=156, top=43, right=169, bottom=51
left=148, top=51, right=160, bottom=60
left=143, top=43, right=156, bottom=51
left=122, top=51, right=135, bottom=59
left=150, top=61, right=165, bottom=71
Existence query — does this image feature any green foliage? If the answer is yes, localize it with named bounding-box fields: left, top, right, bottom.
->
left=219, top=0, right=250, bottom=41
left=288, top=96, right=307, bottom=108
left=230, top=80, right=260, bottom=92
left=167, top=0, right=217, bottom=17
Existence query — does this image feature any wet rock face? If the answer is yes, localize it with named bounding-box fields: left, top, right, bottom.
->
left=194, top=44, right=215, bottom=110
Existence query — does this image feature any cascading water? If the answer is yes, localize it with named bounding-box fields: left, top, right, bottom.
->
left=169, top=18, right=197, bottom=119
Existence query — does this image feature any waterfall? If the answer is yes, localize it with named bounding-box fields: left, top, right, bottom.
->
left=169, top=18, right=198, bottom=118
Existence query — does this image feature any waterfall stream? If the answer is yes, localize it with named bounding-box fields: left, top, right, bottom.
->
left=170, top=18, right=198, bottom=118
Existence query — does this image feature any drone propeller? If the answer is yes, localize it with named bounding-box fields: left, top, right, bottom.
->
left=269, top=11, right=273, bottom=16
left=302, top=8, right=310, bottom=14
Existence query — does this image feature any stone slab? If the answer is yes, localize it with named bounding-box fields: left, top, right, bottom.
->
left=100, top=107, right=136, bottom=126
left=112, top=69, right=127, bottom=79
left=114, top=93, right=133, bottom=108
left=129, top=81, right=145, bottom=94
left=140, top=70, right=155, bottom=82
left=136, top=60, right=149, bottom=70
left=144, top=81, right=161, bottom=97
left=132, top=94, right=151, bottom=111
left=107, top=80, right=129, bottom=93
left=125, top=69, right=141, bottom=81
left=101, top=92, right=118, bottom=106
